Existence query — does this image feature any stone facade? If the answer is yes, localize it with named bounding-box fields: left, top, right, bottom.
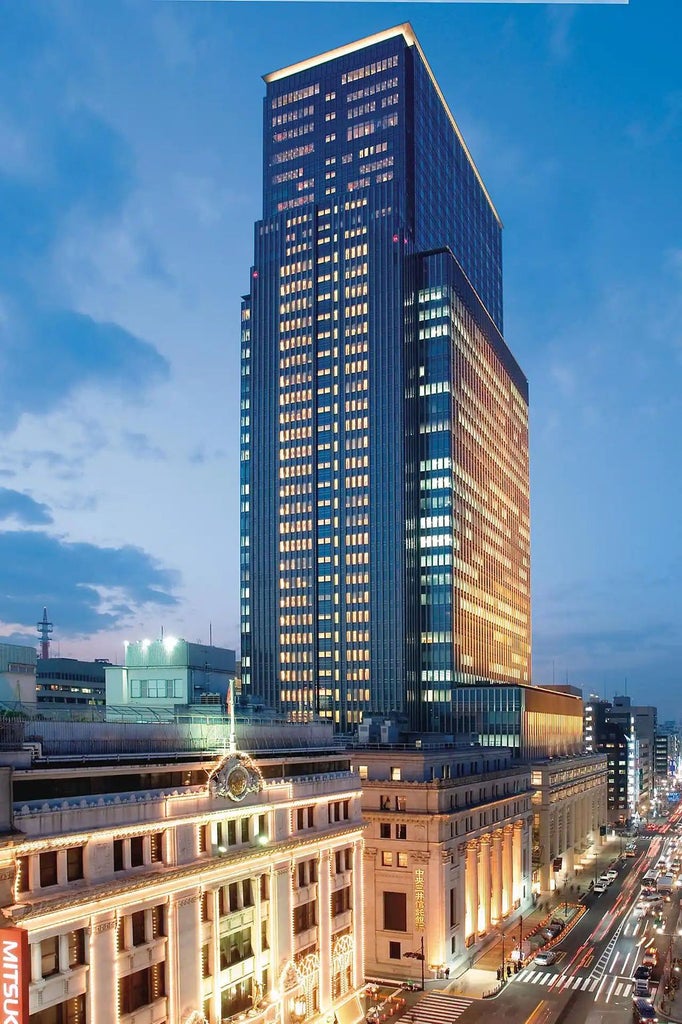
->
left=352, top=746, right=533, bottom=980
left=0, top=740, right=364, bottom=1024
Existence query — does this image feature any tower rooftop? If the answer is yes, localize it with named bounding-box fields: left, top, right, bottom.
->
left=264, top=22, right=501, bottom=227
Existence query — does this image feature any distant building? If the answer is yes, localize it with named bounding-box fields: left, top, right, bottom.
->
left=105, top=637, right=236, bottom=710
left=36, top=657, right=108, bottom=706
left=530, top=754, right=608, bottom=891
left=0, top=641, right=37, bottom=703
left=450, top=682, right=584, bottom=759
left=655, top=727, right=680, bottom=779
left=585, top=697, right=654, bottom=823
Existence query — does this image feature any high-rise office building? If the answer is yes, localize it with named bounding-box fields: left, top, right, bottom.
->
left=241, top=25, right=530, bottom=730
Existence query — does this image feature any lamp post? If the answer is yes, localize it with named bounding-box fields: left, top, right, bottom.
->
left=501, top=929, right=506, bottom=983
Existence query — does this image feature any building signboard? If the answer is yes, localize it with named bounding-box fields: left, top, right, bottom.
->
left=0, top=927, right=28, bottom=1024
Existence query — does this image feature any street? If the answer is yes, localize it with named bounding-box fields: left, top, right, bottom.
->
left=406, top=816, right=682, bottom=1024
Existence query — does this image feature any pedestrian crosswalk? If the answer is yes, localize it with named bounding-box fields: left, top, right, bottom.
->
left=518, top=970, right=633, bottom=998
left=410, top=993, right=472, bottom=1024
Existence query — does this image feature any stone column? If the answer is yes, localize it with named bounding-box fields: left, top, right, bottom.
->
left=465, top=841, right=479, bottom=942
left=351, top=841, right=364, bottom=989
left=513, top=821, right=523, bottom=906
left=491, top=831, right=503, bottom=922
left=274, top=861, right=293, bottom=968
left=172, top=890, right=201, bottom=1023
left=363, top=846, right=378, bottom=978
left=478, top=836, right=491, bottom=934
left=90, top=915, right=117, bottom=1024
left=502, top=826, right=513, bottom=917
left=317, top=850, right=332, bottom=1009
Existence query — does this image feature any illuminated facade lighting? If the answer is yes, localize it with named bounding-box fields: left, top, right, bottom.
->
left=241, top=24, right=530, bottom=730
left=0, top=733, right=365, bottom=1024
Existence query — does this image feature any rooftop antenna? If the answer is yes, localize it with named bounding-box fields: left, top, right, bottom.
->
left=36, top=607, right=53, bottom=660
left=209, top=622, right=213, bottom=647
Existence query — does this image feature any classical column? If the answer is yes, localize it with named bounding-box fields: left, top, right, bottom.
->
left=89, top=915, right=118, bottom=1024
left=318, top=849, right=332, bottom=1010
left=478, top=836, right=491, bottom=934
left=513, top=821, right=523, bottom=906
left=465, top=840, right=479, bottom=942
left=502, top=826, right=513, bottom=917
left=351, top=842, right=364, bottom=990
left=172, top=890, right=201, bottom=1023
left=274, top=861, right=294, bottom=966
left=491, top=831, right=503, bottom=922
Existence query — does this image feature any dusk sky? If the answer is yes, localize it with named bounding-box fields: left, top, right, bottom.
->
left=1, top=1, right=680, bottom=717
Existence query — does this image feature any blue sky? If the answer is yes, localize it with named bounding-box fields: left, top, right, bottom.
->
left=0, top=1, right=680, bottom=716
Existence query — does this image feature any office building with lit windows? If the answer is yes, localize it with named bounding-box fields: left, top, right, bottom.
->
left=241, top=25, right=530, bottom=730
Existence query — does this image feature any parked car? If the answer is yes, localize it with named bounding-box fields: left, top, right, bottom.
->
left=535, top=950, right=559, bottom=966
left=605, top=868, right=619, bottom=880
left=599, top=875, right=614, bottom=887
left=542, top=923, right=563, bottom=940
left=642, top=950, right=658, bottom=967
left=634, top=965, right=652, bottom=980
left=593, top=881, right=608, bottom=893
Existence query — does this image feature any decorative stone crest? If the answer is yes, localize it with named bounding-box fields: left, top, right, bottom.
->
left=208, top=753, right=263, bottom=802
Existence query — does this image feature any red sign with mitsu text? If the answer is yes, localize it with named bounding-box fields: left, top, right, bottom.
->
left=0, top=928, right=28, bottom=1024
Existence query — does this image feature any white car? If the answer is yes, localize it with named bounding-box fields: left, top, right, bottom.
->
left=605, top=869, right=618, bottom=881
left=534, top=950, right=559, bottom=966
left=598, top=875, right=613, bottom=887
left=593, top=881, right=607, bottom=893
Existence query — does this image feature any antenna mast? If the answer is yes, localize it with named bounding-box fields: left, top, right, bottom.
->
left=36, top=607, right=53, bottom=660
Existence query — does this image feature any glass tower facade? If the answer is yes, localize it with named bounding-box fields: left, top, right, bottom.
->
left=241, top=25, right=530, bottom=731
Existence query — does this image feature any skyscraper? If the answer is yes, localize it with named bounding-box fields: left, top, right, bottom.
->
left=241, top=24, right=530, bottom=731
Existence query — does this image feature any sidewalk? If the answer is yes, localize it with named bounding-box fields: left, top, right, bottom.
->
left=655, top=899, right=682, bottom=1022
left=439, top=837, right=623, bottom=1000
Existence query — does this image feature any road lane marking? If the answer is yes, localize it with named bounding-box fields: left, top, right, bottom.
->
left=604, top=977, right=618, bottom=1002
left=588, top=978, right=598, bottom=991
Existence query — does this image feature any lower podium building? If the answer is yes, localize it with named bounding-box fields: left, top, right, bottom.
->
left=351, top=745, right=533, bottom=981
left=0, top=719, right=364, bottom=1024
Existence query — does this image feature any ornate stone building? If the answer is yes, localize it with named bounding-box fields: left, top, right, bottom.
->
left=0, top=721, right=365, bottom=1024
left=351, top=745, right=533, bottom=980
left=530, top=753, right=608, bottom=892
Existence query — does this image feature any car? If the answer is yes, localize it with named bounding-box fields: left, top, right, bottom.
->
left=542, top=923, right=563, bottom=940
left=642, top=950, right=658, bottom=967
left=633, top=904, right=647, bottom=919
left=593, top=881, right=608, bottom=893
left=634, top=965, right=653, bottom=980
left=605, top=868, right=619, bottom=880
left=599, top=875, right=614, bottom=887
left=632, top=997, right=659, bottom=1023
left=640, top=894, right=663, bottom=905
left=535, top=950, right=560, bottom=966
